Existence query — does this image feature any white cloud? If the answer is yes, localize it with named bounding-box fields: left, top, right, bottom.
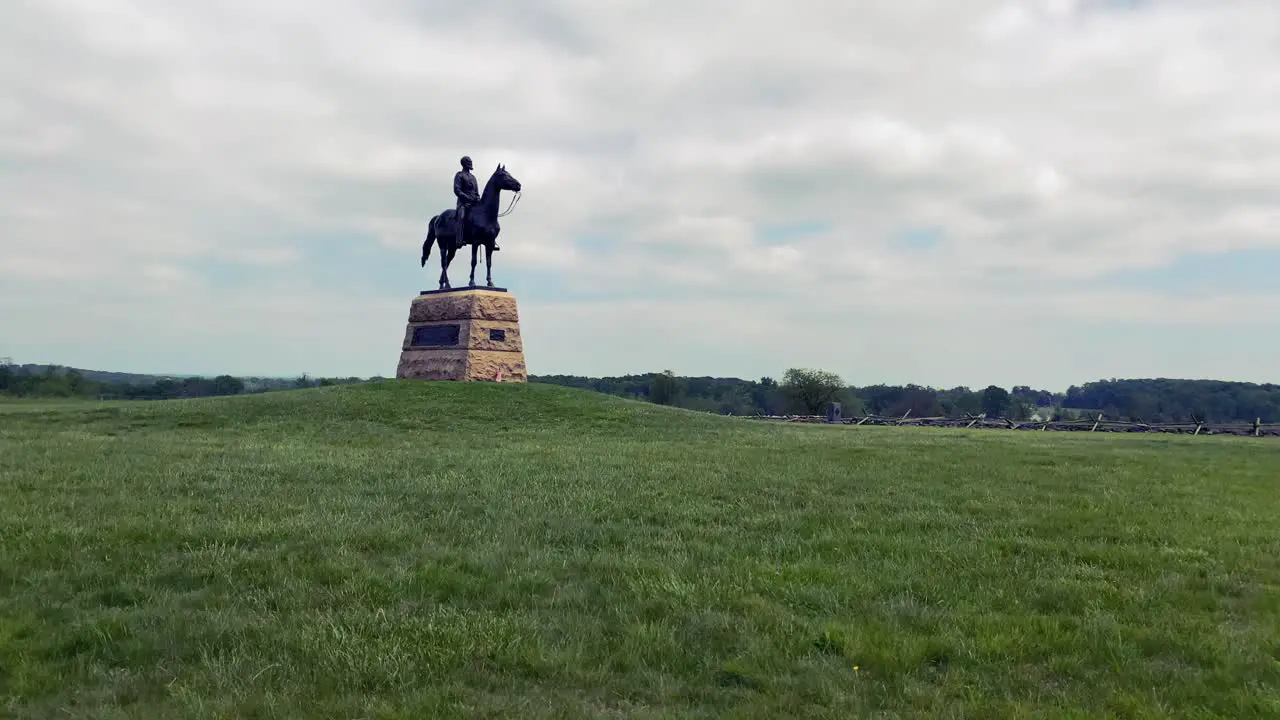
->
left=2, top=0, right=1279, bottom=388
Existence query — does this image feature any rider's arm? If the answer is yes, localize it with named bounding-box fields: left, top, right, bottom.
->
left=454, top=174, right=481, bottom=203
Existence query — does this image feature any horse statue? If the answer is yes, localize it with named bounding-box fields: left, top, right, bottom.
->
left=420, top=164, right=522, bottom=289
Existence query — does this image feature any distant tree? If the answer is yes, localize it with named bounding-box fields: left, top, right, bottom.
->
left=1011, top=401, right=1030, bottom=421
left=650, top=370, right=680, bottom=406
left=889, top=384, right=941, bottom=417
left=179, top=377, right=218, bottom=398
left=782, top=368, right=845, bottom=415
left=213, top=375, right=246, bottom=395
left=981, top=385, right=1011, bottom=418
left=751, top=376, right=786, bottom=415
left=940, top=387, right=983, bottom=417
left=855, top=384, right=899, bottom=415
left=65, top=370, right=91, bottom=396
left=1011, top=385, right=1058, bottom=408
left=715, top=383, right=757, bottom=415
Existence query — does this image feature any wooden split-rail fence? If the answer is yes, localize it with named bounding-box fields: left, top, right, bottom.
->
left=747, top=411, right=1280, bottom=437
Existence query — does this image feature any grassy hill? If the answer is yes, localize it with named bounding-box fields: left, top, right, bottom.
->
left=1, top=382, right=1278, bottom=718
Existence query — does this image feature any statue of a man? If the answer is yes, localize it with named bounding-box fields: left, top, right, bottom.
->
left=453, top=156, right=498, bottom=251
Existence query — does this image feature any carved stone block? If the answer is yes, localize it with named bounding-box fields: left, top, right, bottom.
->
left=395, top=289, right=528, bottom=382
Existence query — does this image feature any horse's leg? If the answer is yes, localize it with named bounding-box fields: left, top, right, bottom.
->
left=468, top=242, right=479, bottom=287
left=438, top=238, right=451, bottom=289
left=485, top=243, right=493, bottom=287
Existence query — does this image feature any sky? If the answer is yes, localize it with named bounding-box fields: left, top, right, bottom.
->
left=2, top=0, right=1278, bottom=390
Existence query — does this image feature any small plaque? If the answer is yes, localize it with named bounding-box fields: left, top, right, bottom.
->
left=489, top=329, right=506, bottom=342
left=411, top=324, right=460, bottom=347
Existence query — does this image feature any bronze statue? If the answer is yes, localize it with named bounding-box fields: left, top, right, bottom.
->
left=421, top=161, right=522, bottom=289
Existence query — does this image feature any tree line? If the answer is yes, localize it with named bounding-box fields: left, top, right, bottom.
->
left=530, top=369, right=1280, bottom=423
left=5, top=358, right=1278, bottom=423
left=0, top=361, right=375, bottom=400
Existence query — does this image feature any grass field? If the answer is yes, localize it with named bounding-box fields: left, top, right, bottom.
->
left=2, top=382, right=1279, bottom=718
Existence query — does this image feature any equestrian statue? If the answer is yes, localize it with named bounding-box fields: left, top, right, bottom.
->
left=420, top=156, right=522, bottom=289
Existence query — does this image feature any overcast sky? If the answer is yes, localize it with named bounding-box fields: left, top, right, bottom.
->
left=3, top=0, right=1278, bottom=389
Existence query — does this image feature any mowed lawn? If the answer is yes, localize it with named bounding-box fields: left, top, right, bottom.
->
left=1, top=383, right=1278, bottom=718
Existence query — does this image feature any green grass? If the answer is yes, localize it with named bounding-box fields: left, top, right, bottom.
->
left=2, top=382, right=1278, bottom=718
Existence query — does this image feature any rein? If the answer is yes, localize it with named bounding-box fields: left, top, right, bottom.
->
left=498, top=190, right=521, bottom=218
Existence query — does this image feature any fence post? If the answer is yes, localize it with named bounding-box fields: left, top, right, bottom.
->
left=1255, top=417, right=1261, bottom=437
left=1091, top=413, right=1103, bottom=432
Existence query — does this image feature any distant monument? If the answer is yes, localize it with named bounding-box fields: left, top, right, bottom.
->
left=396, top=158, right=527, bottom=382
left=826, top=401, right=843, bottom=424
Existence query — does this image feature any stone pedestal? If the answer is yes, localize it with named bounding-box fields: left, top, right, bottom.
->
left=395, top=287, right=528, bottom=382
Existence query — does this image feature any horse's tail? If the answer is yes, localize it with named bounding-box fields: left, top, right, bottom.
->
left=421, top=216, right=436, bottom=267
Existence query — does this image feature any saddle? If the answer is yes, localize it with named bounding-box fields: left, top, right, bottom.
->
left=439, top=206, right=497, bottom=252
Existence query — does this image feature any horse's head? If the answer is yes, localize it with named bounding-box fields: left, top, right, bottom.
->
left=490, top=163, right=522, bottom=193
